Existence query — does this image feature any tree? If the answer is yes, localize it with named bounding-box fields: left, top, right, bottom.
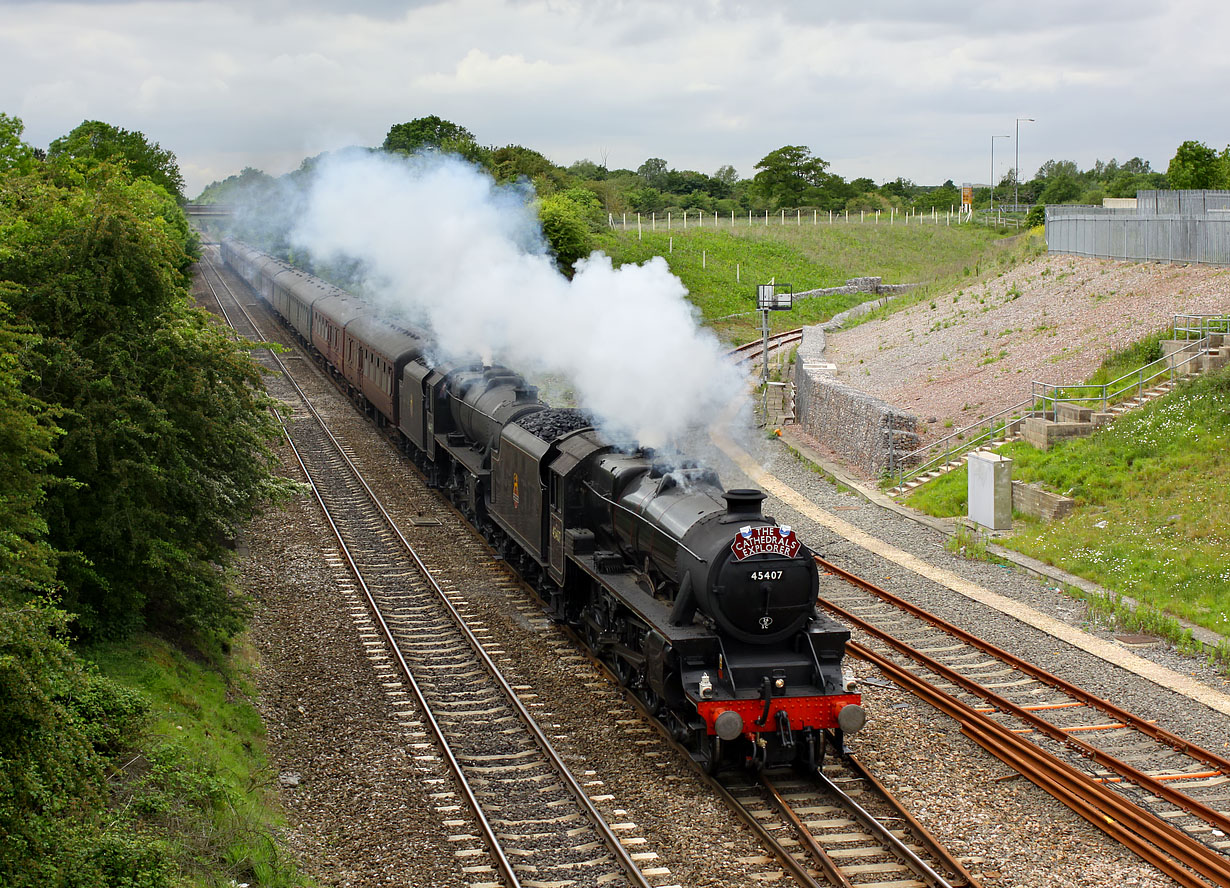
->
left=914, top=183, right=960, bottom=212
left=1038, top=174, right=1081, bottom=204
left=1034, top=159, right=1079, bottom=182
left=567, top=158, right=608, bottom=180
left=637, top=157, right=668, bottom=189
left=383, top=115, right=475, bottom=154
left=880, top=177, right=914, bottom=199
left=713, top=164, right=739, bottom=188
left=491, top=144, right=560, bottom=186
left=195, top=166, right=275, bottom=204
left=0, top=294, right=59, bottom=601
left=0, top=114, right=36, bottom=175
left=849, top=177, right=876, bottom=194
left=624, top=186, right=664, bottom=213
left=1167, top=140, right=1223, bottom=189
left=47, top=120, right=185, bottom=202
left=538, top=191, right=599, bottom=271
left=751, top=145, right=831, bottom=208
left=2, top=141, right=289, bottom=638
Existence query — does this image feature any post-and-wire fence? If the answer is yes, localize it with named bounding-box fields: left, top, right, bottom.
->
left=607, top=206, right=1025, bottom=235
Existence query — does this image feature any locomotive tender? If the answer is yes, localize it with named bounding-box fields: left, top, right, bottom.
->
left=221, top=238, right=864, bottom=771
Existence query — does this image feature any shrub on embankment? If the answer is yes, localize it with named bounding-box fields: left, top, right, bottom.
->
left=1, top=114, right=298, bottom=885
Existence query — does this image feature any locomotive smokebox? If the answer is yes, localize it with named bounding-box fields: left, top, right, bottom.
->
left=722, top=489, right=766, bottom=519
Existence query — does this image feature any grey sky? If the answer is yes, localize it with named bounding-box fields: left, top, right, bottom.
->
left=2, top=0, right=1227, bottom=197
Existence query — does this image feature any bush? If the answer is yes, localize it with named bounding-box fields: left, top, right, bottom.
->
left=0, top=603, right=154, bottom=887
left=539, top=191, right=598, bottom=270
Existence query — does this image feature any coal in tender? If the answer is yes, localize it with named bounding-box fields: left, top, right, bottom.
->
left=516, top=408, right=594, bottom=441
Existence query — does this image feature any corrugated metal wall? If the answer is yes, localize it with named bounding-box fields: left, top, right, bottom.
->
left=1046, top=191, right=1230, bottom=265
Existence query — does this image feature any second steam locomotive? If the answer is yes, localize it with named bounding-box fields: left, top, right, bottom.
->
left=222, top=238, right=864, bottom=771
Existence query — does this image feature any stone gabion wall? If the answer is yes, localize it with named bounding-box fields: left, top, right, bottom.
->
left=793, top=357, right=920, bottom=477
left=795, top=277, right=918, bottom=301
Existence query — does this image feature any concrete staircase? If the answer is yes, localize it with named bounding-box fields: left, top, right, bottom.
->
left=894, top=431, right=1022, bottom=493
left=892, top=327, right=1229, bottom=494
left=1024, top=333, right=1227, bottom=450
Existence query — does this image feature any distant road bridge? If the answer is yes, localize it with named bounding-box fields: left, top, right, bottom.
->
left=184, top=204, right=233, bottom=216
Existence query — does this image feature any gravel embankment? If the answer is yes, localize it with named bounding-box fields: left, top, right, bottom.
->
left=826, top=254, right=1230, bottom=435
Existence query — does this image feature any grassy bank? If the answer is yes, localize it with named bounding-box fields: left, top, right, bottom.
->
left=906, top=367, right=1230, bottom=640
left=594, top=221, right=1011, bottom=343
left=82, top=635, right=305, bottom=887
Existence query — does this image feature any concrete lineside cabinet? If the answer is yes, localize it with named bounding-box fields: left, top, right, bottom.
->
left=967, top=451, right=1013, bottom=531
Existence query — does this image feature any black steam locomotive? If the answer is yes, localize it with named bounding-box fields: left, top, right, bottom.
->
left=222, top=239, right=864, bottom=771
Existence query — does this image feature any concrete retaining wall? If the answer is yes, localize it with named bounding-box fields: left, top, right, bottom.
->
left=790, top=289, right=923, bottom=477
left=1012, top=481, right=1075, bottom=521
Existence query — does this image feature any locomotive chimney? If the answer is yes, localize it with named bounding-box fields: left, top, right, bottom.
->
left=723, top=489, right=766, bottom=517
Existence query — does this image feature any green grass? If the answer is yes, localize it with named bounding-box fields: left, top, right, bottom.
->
left=83, top=635, right=306, bottom=887
left=906, top=368, right=1230, bottom=639
left=593, top=220, right=1014, bottom=343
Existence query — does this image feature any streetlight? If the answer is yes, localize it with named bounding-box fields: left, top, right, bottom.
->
left=1015, top=117, right=1034, bottom=211
left=991, top=135, right=1009, bottom=212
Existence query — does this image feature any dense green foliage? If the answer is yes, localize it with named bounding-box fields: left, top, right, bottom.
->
left=0, top=114, right=296, bottom=885
left=538, top=187, right=605, bottom=269
left=2, top=151, right=288, bottom=639
left=47, top=120, right=186, bottom=203
left=1166, top=139, right=1230, bottom=190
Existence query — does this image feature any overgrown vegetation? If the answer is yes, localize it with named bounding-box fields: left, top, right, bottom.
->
left=1, top=112, right=298, bottom=885
left=906, top=366, right=1230, bottom=642
left=594, top=222, right=1010, bottom=342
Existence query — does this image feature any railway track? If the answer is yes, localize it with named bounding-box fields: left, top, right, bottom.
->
left=566, top=620, right=981, bottom=888
left=199, top=251, right=655, bottom=888
left=201, top=248, right=989, bottom=887
left=715, top=757, right=979, bottom=888
left=729, top=327, right=805, bottom=363
left=816, top=556, right=1230, bottom=888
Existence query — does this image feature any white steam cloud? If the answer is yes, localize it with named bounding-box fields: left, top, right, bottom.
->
left=290, top=151, right=746, bottom=449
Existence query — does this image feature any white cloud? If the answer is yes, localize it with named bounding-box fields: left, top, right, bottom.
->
left=2, top=0, right=1230, bottom=194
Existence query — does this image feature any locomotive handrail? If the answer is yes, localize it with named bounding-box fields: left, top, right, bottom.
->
left=582, top=480, right=705, bottom=560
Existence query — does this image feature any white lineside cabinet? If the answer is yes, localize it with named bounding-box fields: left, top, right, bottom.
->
left=967, top=451, right=1013, bottom=531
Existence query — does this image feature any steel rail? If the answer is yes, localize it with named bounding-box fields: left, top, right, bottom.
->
left=817, top=556, right=1230, bottom=834
left=729, top=327, right=804, bottom=361
left=202, top=254, right=653, bottom=888
left=841, top=753, right=982, bottom=888
left=566, top=627, right=979, bottom=888
left=851, top=640, right=1230, bottom=888
left=198, top=258, right=527, bottom=888
left=760, top=771, right=961, bottom=888
left=758, top=773, right=853, bottom=888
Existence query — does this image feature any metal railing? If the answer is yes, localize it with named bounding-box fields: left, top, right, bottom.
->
left=1031, top=339, right=1210, bottom=416
left=891, top=313, right=1228, bottom=492
left=892, top=396, right=1035, bottom=490
left=1174, top=313, right=1230, bottom=340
